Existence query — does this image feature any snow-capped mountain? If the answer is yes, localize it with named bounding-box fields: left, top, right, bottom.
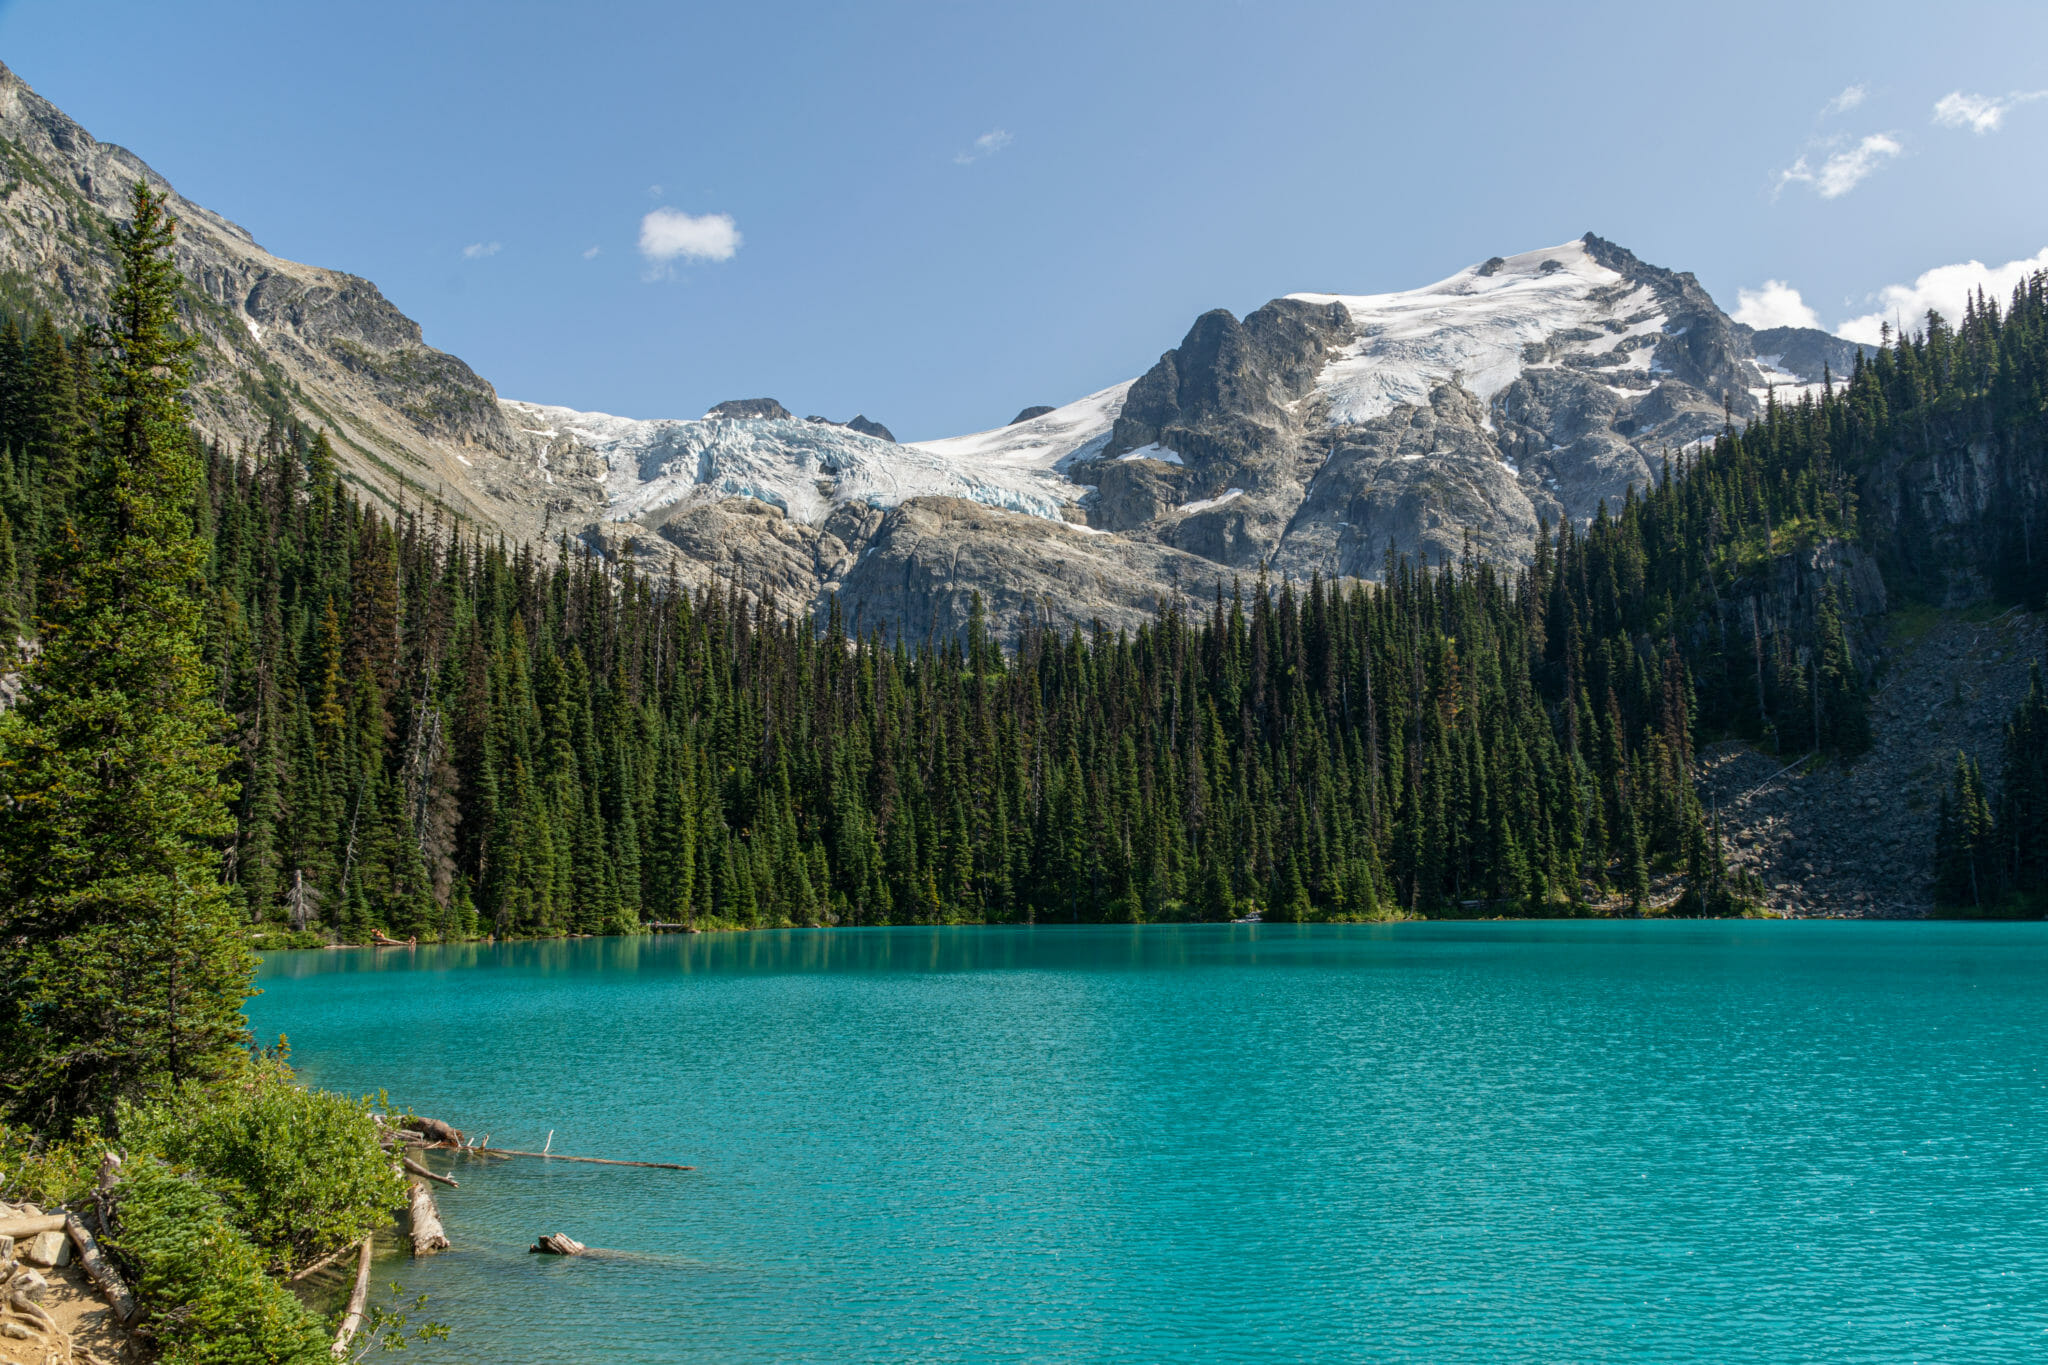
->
left=511, top=234, right=1861, bottom=632
left=0, top=57, right=1864, bottom=637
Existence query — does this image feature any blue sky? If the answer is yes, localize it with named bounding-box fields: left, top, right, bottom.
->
left=2, top=0, right=2045, bottom=439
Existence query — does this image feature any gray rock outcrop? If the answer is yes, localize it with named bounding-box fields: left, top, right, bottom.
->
left=1744, top=326, right=1870, bottom=383
left=829, top=497, right=1240, bottom=640
left=706, top=397, right=793, bottom=421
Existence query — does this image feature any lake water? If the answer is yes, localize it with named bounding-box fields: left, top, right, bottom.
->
left=251, top=922, right=2048, bottom=1362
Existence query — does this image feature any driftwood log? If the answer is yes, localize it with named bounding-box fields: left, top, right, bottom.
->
left=0, top=1215, right=66, bottom=1240
left=330, top=1237, right=374, bottom=1358
left=410, top=1117, right=464, bottom=1148
left=370, top=1113, right=426, bottom=1148
left=401, top=1154, right=457, bottom=1188
left=406, top=1179, right=449, bottom=1257
left=477, top=1146, right=693, bottom=1171
left=63, top=1213, right=135, bottom=1324
left=291, top=1238, right=365, bottom=1283
left=529, top=1233, right=585, bottom=1256
left=94, top=1152, right=120, bottom=1237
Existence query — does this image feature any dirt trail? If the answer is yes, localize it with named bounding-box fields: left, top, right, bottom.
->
left=1696, top=608, right=2046, bottom=918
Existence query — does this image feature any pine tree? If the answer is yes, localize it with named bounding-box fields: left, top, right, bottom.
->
left=0, top=183, right=253, bottom=1129
left=1933, top=751, right=1994, bottom=909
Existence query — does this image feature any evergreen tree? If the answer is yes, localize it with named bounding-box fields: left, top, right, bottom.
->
left=0, top=183, right=253, bottom=1129
left=1934, top=751, right=1994, bottom=909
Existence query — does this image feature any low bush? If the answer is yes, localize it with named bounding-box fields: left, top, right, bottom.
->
left=0, top=1120, right=101, bottom=1206
left=108, top=1158, right=332, bottom=1365
left=119, top=1057, right=404, bottom=1275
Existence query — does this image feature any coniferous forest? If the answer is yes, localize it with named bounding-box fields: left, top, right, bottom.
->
left=5, top=231, right=2048, bottom=940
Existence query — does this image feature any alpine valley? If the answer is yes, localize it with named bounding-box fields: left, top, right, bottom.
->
left=9, top=13, right=2048, bottom=1365
left=4, top=51, right=2048, bottom=941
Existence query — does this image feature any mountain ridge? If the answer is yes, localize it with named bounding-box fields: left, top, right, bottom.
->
left=0, top=60, right=1867, bottom=637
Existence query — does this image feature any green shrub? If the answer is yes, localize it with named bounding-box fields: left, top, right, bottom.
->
left=0, top=1119, right=102, bottom=1206
left=108, top=1158, right=332, bottom=1365
left=120, top=1058, right=404, bottom=1275
left=248, top=928, right=330, bottom=951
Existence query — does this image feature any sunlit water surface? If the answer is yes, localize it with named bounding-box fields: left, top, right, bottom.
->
left=251, top=922, right=2048, bottom=1362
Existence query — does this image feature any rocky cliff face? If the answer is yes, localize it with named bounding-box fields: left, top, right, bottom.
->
left=507, top=236, right=1870, bottom=638
left=1858, top=414, right=2048, bottom=608
left=0, top=59, right=594, bottom=541
left=0, top=61, right=1875, bottom=640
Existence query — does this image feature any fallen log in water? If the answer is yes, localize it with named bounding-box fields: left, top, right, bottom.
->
left=402, top=1154, right=457, bottom=1187
left=406, top=1179, right=449, bottom=1257
left=371, top=1113, right=428, bottom=1148
left=410, top=1116, right=464, bottom=1147
left=476, top=1145, right=693, bottom=1171
left=292, top=1239, right=364, bottom=1283
left=330, top=1237, right=374, bottom=1358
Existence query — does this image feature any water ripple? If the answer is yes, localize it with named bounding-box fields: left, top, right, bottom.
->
left=254, top=922, right=2048, bottom=1362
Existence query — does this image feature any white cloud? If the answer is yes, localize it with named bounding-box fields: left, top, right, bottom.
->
left=1933, top=89, right=2048, bottom=134
left=1837, top=246, right=2048, bottom=344
left=1821, top=85, right=1867, bottom=118
left=1774, top=132, right=1904, bottom=200
left=461, top=241, right=502, bottom=259
left=1733, top=280, right=1821, bottom=331
left=954, top=128, right=1013, bottom=165
left=638, top=208, right=741, bottom=265
left=1816, top=134, right=1902, bottom=197
left=582, top=245, right=602, bottom=260
left=1773, top=156, right=1814, bottom=197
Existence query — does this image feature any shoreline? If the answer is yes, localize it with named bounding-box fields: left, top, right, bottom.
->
left=252, top=910, right=2048, bottom=965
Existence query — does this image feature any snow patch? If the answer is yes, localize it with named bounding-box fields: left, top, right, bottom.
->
left=502, top=398, right=1097, bottom=528
left=910, top=382, right=1131, bottom=472
left=1117, top=443, right=1184, bottom=465
left=1179, top=487, right=1244, bottom=515
left=1291, top=241, right=1666, bottom=429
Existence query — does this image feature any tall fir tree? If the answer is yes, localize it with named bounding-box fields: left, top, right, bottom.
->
left=0, top=182, right=253, bottom=1129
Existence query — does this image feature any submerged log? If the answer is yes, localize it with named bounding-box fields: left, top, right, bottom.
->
left=529, top=1233, right=585, bottom=1256
left=478, top=1146, right=692, bottom=1171
left=402, top=1155, right=458, bottom=1188
left=63, top=1213, right=135, bottom=1324
left=291, top=1239, right=364, bottom=1283
left=330, top=1237, right=374, bottom=1358
left=406, top=1179, right=449, bottom=1257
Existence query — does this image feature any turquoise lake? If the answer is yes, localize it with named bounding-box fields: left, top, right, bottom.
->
left=251, top=922, right=2048, bottom=1362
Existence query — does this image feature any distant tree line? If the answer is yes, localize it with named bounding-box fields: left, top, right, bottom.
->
left=8, top=245, right=2048, bottom=939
